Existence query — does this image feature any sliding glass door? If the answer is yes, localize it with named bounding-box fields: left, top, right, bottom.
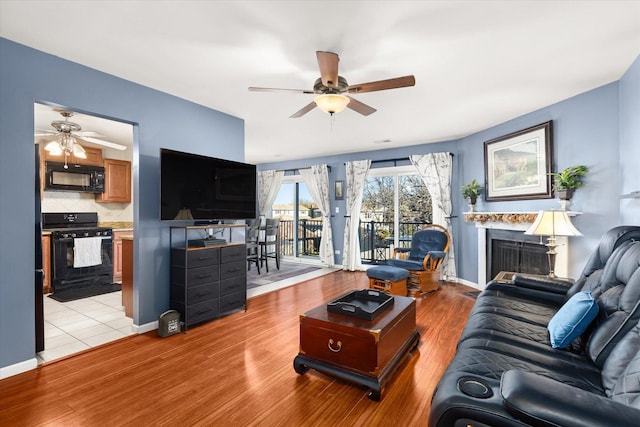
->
left=360, top=166, right=432, bottom=263
left=271, top=177, right=321, bottom=261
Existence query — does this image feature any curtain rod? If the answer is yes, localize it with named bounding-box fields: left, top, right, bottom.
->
left=277, top=165, right=332, bottom=174
left=344, top=153, right=454, bottom=166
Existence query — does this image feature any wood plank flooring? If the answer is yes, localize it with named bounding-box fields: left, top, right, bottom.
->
left=0, top=271, right=475, bottom=426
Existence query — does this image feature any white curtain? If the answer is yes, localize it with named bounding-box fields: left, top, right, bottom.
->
left=410, top=153, right=457, bottom=280
left=299, top=165, right=335, bottom=266
left=257, top=170, right=284, bottom=217
left=342, top=160, right=371, bottom=271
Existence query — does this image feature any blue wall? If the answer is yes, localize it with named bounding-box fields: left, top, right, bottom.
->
left=0, top=38, right=244, bottom=372
left=260, top=79, right=631, bottom=284
left=619, top=55, right=640, bottom=224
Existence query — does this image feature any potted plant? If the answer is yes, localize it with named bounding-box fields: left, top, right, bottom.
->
left=461, top=179, right=483, bottom=211
left=549, top=165, right=588, bottom=200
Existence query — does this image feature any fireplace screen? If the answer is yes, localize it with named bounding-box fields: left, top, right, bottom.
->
left=487, top=229, right=549, bottom=280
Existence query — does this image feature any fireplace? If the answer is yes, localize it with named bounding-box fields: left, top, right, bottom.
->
left=465, top=212, right=574, bottom=289
left=486, top=229, right=549, bottom=281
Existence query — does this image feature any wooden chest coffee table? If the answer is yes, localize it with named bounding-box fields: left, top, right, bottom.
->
left=293, top=293, right=419, bottom=401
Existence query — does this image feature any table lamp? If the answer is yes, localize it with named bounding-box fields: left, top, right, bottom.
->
left=525, top=210, right=582, bottom=278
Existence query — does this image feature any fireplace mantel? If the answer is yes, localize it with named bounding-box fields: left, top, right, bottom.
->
left=464, top=212, right=538, bottom=225
left=465, top=211, right=581, bottom=288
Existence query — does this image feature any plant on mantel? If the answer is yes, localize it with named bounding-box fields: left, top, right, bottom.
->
left=549, top=165, right=588, bottom=200
left=461, top=179, right=483, bottom=210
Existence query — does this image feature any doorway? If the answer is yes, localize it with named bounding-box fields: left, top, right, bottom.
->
left=271, top=177, right=322, bottom=263
left=34, top=102, right=136, bottom=364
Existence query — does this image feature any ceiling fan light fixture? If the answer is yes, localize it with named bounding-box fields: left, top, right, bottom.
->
left=314, top=94, right=350, bottom=115
left=44, top=140, right=63, bottom=155
left=72, top=140, right=87, bottom=159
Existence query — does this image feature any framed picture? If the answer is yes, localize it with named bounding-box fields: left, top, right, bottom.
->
left=334, top=180, right=344, bottom=200
left=484, top=121, right=553, bottom=201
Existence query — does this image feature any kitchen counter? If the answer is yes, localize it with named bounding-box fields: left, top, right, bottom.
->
left=99, top=221, right=133, bottom=230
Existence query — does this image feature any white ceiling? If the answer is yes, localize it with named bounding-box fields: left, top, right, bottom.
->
left=2, top=1, right=639, bottom=164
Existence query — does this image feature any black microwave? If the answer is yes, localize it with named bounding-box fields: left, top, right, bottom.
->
left=44, top=161, right=105, bottom=193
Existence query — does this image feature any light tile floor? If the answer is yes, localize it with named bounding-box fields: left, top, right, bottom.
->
left=38, top=291, right=135, bottom=364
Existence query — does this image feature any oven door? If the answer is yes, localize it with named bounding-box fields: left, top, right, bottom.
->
left=51, top=234, right=113, bottom=293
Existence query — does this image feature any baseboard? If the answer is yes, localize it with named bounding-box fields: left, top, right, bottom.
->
left=455, top=277, right=482, bottom=290
left=0, top=357, right=38, bottom=379
left=133, top=320, right=158, bottom=334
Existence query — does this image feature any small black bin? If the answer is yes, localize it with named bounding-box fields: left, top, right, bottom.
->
left=158, top=310, right=181, bottom=337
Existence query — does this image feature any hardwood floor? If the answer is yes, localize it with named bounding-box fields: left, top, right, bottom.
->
left=0, top=271, right=475, bottom=426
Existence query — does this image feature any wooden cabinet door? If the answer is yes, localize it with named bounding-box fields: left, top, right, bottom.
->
left=112, top=231, right=133, bottom=282
left=43, top=146, right=103, bottom=166
left=96, top=159, right=131, bottom=203
left=42, top=234, right=51, bottom=294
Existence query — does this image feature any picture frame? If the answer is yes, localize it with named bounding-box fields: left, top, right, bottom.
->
left=484, top=121, right=553, bottom=201
left=334, top=180, right=344, bottom=200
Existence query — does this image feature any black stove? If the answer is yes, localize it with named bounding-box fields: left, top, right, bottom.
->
left=42, top=212, right=117, bottom=301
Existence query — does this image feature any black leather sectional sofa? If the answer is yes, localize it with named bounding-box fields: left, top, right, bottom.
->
left=429, top=226, right=640, bottom=427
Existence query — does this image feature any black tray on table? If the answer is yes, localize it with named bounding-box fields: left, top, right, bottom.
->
left=326, top=289, right=394, bottom=320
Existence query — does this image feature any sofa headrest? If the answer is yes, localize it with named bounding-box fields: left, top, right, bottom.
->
left=571, top=226, right=640, bottom=294
left=587, top=241, right=640, bottom=367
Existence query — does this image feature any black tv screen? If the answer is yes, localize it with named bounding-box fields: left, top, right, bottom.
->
left=160, top=148, right=257, bottom=221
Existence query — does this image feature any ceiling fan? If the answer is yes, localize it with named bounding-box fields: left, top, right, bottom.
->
left=249, top=51, right=416, bottom=118
left=35, top=111, right=127, bottom=165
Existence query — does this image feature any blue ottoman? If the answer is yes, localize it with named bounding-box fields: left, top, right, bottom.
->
left=367, top=266, right=409, bottom=296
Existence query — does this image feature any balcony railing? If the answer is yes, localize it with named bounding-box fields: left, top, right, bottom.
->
left=277, top=219, right=428, bottom=263
left=279, top=219, right=323, bottom=257
left=358, top=221, right=429, bottom=264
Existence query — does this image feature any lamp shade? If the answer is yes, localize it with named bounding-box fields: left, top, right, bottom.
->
left=314, top=94, right=350, bottom=114
left=525, top=210, right=582, bottom=237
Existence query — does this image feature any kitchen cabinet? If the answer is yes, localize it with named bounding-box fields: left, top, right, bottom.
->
left=42, top=234, right=51, bottom=294
left=121, top=236, right=133, bottom=318
left=96, top=159, right=131, bottom=203
left=43, top=146, right=103, bottom=166
left=113, top=230, right=133, bottom=283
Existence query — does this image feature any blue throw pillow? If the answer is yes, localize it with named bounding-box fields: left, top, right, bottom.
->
left=548, top=291, right=599, bottom=349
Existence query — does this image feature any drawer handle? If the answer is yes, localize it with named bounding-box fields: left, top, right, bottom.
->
left=197, top=274, right=212, bottom=278
left=328, top=339, right=342, bottom=353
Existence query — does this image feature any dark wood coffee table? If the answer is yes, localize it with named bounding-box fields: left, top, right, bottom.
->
left=293, top=293, right=419, bottom=401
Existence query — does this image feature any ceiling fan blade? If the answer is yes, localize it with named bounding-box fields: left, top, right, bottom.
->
left=248, top=86, right=314, bottom=94
left=347, top=75, right=416, bottom=94
left=345, top=96, right=377, bottom=116
left=290, top=101, right=317, bottom=118
left=78, top=136, right=127, bottom=151
left=76, top=131, right=103, bottom=137
left=316, top=51, right=339, bottom=89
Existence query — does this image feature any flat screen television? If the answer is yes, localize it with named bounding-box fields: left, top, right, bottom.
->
left=160, top=148, right=257, bottom=221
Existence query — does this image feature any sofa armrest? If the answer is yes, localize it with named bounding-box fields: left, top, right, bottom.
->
left=501, top=370, right=640, bottom=427
left=511, top=273, right=573, bottom=295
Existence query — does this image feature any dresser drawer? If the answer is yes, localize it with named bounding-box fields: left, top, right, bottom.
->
left=220, top=260, right=246, bottom=280
left=172, top=247, right=220, bottom=269
left=171, top=265, right=219, bottom=286
left=171, top=283, right=219, bottom=304
left=220, top=276, right=246, bottom=296
left=220, top=291, right=246, bottom=313
left=221, top=244, right=246, bottom=263
left=186, top=299, right=219, bottom=325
